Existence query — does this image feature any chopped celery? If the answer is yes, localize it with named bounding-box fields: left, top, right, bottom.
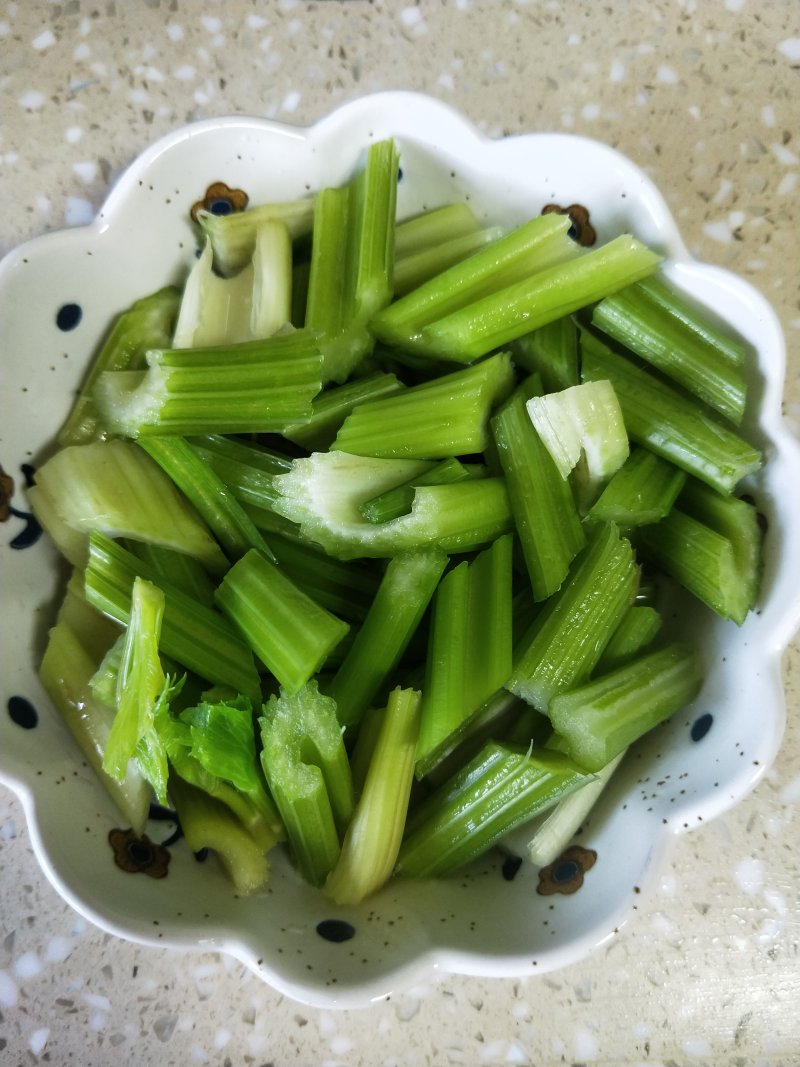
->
left=283, top=372, right=405, bottom=451
left=187, top=433, right=293, bottom=519
left=587, top=446, right=687, bottom=527
left=58, top=286, right=180, bottom=447
left=414, top=687, right=529, bottom=785
left=30, top=438, right=228, bottom=573
left=396, top=741, right=587, bottom=878
left=580, top=328, right=762, bottom=494
left=526, top=751, right=626, bottom=867
left=394, top=226, right=506, bottom=297
left=272, top=450, right=512, bottom=559
left=305, top=139, right=399, bottom=383
left=548, top=642, right=704, bottom=771
left=394, top=203, right=481, bottom=260
left=172, top=239, right=255, bottom=348
left=252, top=219, right=294, bottom=337
left=371, top=212, right=579, bottom=355
left=196, top=197, right=315, bottom=277
left=214, top=549, right=349, bottom=694
left=359, top=458, right=483, bottom=525
left=491, top=383, right=586, bottom=601
left=39, top=595, right=150, bottom=833
left=332, top=352, right=516, bottom=459
left=595, top=604, right=662, bottom=673
left=94, top=328, right=323, bottom=437
left=168, top=772, right=270, bottom=893
left=637, top=499, right=760, bottom=625
left=259, top=681, right=355, bottom=886
left=512, top=315, right=580, bottom=393
left=101, top=577, right=179, bottom=805
left=178, top=695, right=282, bottom=836
left=417, top=535, right=513, bottom=763
left=124, top=540, right=216, bottom=606
left=526, top=380, right=629, bottom=488
left=507, top=522, right=639, bottom=712
left=327, top=549, right=448, bottom=729
left=407, top=234, right=661, bottom=362
left=85, top=531, right=262, bottom=700
left=138, top=436, right=275, bottom=563
left=268, top=532, right=381, bottom=622
left=592, top=280, right=748, bottom=424
left=326, top=687, right=421, bottom=904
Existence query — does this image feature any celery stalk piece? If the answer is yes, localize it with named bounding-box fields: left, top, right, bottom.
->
left=39, top=603, right=149, bottom=834
left=326, top=687, right=421, bottom=904
left=58, top=286, right=180, bottom=447
left=272, top=450, right=513, bottom=559
left=548, top=642, right=704, bottom=771
left=138, top=436, right=275, bottom=563
left=371, top=212, right=579, bottom=355
left=359, top=458, right=484, bottom=525
left=172, top=240, right=255, bottom=349
left=259, top=681, right=355, bottom=886
left=305, top=139, right=400, bottom=383
left=417, top=535, right=513, bottom=762
left=85, top=531, right=262, bottom=700
left=268, top=533, right=381, bottom=622
left=30, top=438, right=228, bottom=573
left=196, top=197, right=315, bottom=277
left=214, top=549, right=349, bottom=694
left=332, top=351, right=516, bottom=459
left=168, top=772, right=270, bottom=893
left=162, top=736, right=279, bottom=852
left=512, top=316, right=580, bottom=392
left=580, top=329, right=762, bottom=494
left=394, top=203, right=481, bottom=259
left=396, top=742, right=587, bottom=878
left=101, top=577, right=178, bottom=805
left=327, top=549, right=448, bottom=729
left=176, top=695, right=283, bottom=839
left=94, top=328, right=323, bottom=437
left=526, top=751, right=626, bottom=867
left=415, top=687, right=529, bottom=785
left=507, top=521, right=639, bottom=712
left=305, top=186, right=352, bottom=340
left=587, top=446, right=687, bottom=527
left=124, top=540, right=216, bottom=606
left=592, top=282, right=748, bottom=424
left=251, top=219, right=293, bottom=337
left=491, top=383, right=586, bottom=602
left=283, top=372, right=405, bottom=451
left=408, top=234, right=662, bottom=362
left=348, top=703, right=385, bottom=796
left=636, top=504, right=758, bottom=624
left=58, top=569, right=123, bottom=659
left=636, top=274, right=747, bottom=366
left=595, top=604, right=663, bottom=673
left=394, top=226, right=506, bottom=297
left=526, top=380, right=629, bottom=486
left=187, top=433, right=293, bottom=517
left=417, top=560, right=469, bottom=755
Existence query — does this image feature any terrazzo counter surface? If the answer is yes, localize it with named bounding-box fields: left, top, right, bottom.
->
left=1, top=2, right=799, bottom=1065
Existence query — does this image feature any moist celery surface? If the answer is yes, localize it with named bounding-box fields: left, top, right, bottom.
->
left=32, top=133, right=767, bottom=906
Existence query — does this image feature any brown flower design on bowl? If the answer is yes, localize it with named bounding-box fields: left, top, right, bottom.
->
left=190, top=181, right=249, bottom=223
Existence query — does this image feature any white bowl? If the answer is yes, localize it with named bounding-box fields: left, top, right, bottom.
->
left=2, top=91, right=799, bottom=1009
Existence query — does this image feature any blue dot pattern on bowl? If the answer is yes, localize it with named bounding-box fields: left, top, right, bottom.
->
left=7, top=696, right=38, bottom=729
left=691, top=713, right=714, bottom=741
left=56, top=302, right=82, bottom=331
left=316, top=919, right=356, bottom=943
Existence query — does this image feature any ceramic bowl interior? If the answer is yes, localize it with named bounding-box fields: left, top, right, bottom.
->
left=2, top=92, right=799, bottom=1008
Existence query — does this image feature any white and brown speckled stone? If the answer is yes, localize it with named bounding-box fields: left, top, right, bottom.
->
left=1, top=2, right=799, bottom=1064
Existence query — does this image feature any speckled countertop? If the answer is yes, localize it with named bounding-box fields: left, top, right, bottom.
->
left=1, top=2, right=799, bottom=1065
